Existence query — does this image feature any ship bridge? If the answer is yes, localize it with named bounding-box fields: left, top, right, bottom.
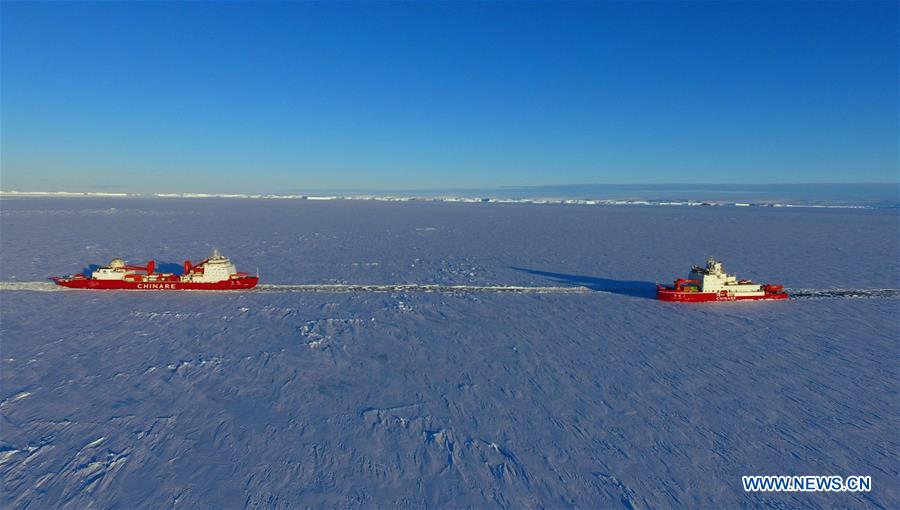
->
left=689, top=257, right=763, bottom=294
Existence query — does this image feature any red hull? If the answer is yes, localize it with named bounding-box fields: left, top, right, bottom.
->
left=656, top=285, right=788, bottom=302
left=52, top=276, right=259, bottom=291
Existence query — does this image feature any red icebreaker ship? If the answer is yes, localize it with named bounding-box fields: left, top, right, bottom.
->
left=657, top=257, right=788, bottom=302
left=52, top=249, right=259, bottom=290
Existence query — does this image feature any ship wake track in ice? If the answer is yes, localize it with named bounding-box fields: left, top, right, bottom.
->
left=787, top=288, right=900, bottom=300
left=0, top=282, right=64, bottom=291
left=0, top=282, right=588, bottom=294
left=255, top=283, right=589, bottom=293
left=1, top=281, right=899, bottom=299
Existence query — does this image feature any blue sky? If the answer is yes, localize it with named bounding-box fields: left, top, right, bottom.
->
left=2, top=1, right=897, bottom=193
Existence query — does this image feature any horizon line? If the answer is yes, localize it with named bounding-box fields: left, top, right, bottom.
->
left=1, top=182, right=898, bottom=196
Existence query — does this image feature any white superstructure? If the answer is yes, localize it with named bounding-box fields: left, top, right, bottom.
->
left=689, top=257, right=765, bottom=297
left=91, top=258, right=138, bottom=280
left=182, top=249, right=239, bottom=283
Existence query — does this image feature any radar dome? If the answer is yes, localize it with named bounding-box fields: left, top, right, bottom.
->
left=109, top=258, right=126, bottom=269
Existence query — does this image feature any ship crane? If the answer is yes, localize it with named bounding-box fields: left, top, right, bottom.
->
left=183, top=258, right=208, bottom=275
left=183, top=249, right=223, bottom=275
left=124, top=261, right=155, bottom=275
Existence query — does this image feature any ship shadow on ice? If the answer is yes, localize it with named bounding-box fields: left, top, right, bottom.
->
left=510, top=267, right=657, bottom=299
left=155, top=262, right=185, bottom=275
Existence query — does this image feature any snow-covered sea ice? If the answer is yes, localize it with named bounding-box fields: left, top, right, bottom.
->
left=1, top=198, right=897, bottom=508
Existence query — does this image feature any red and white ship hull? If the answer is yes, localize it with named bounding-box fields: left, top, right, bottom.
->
left=52, top=275, right=259, bottom=291
left=656, top=284, right=788, bottom=302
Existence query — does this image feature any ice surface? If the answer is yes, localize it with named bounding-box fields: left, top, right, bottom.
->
left=2, top=198, right=898, bottom=289
left=1, top=198, right=898, bottom=509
